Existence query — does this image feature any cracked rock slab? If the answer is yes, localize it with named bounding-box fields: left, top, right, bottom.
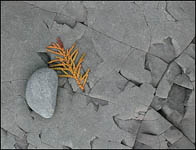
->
left=148, top=37, right=178, bottom=63
left=1, top=129, right=16, bottom=149
left=145, top=53, right=168, bottom=87
left=120, top=49, right=151, bottom=84
left=91, top=138, right=130, bottom=149
left=175, top=53, right=195, bottom=81
left=85, top=1, right=151, bottom=51
left=156, top=62, right=182, bottom=98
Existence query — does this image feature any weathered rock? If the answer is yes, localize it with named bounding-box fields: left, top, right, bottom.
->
left=24, top=1, right=66, bottom=13
left=175, top=53, right=195, bottom=81
left=1, top=129, right=16, bottom=149
left=143, top=1, right=195, bottom=55
left=163, top=126, right=183, bottom=144
left=1, top=96, right=33, bottom=138
left=27, top=132, right=42, bottom=147
left=179, top=106, right=195, bottom=143
left=89, top=71, right=128, bottom=102
left=148, top=37, right=178, bottom=63
left=167, top=1, right=195, bottom=23
left=120, top=49, right=151, bottom=84
left=134, top=141, right=152, bottom=149
left=150, top=96, right=167, bottom=111
left=54, top=13, right=76, bottom=28
left=166, top=84, right=192, bottom=115
left=60, top=1, right=87, bottom=23
left=140, top=108, right=172, bottom=135
left=159, top=84, right=192, bottom=126
left=173, top=73, right=193, bottom=89
left=136, top=133, right=160, bottom=149
left=92, top=138, right=130, bottom=149
left=156, top=62, right=182, bottom=98
left=25, top=68, right=58, bottom=118
left=184, top=43, right=195, bottom=59
left=169, top=136, right=195, bottom=149
left=85, top=1, right=151, bottom=51
left=145, top=53, right=168, bottom=87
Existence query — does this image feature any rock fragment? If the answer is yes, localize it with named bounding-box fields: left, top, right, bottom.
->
left=25, top=68, right=58, bottom=118
left=120, top=49, right=151, bottom=84
left=145, top=53, right=168, bottom=87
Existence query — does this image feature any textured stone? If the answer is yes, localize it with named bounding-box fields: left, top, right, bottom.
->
left=136, top=133, right=160, bottom=149
left=27, top=132, right=42, bottom=147
left=179, top=106, right=195, bottom=143
left=163, top=126, right=183, bottom=144
left=156, top=62, right=182, bottom=98
left=145, top=53, right=168, bottom=87
left=60, top=1, right=87, bottom=23
left=143, top=1, right=195, bottom=55
left=1, top=96, right=32, bottom=138
left=85, top=1, right=151, bottom=51
left=26, top=68, right=58, bottom=118
left=1, top=129, right=16, bottom=149
left=1, top=1, right=195, bottom=149
left=1, top=1, right=54, bottom=82
left=167, top=1, right=195, bottom=23
left=150, top=96, right=167, bottom=111
left=92, top=138, right=130, bottom=149
left=149, top=37, right=178, bottom=63
left=89, top=71, right=128, bottom=102
left=173, top=73, right=193, bottom=89
left=169, top=136, right=195, bottom=149
left=112, top=83, right=155, bottom=120
left=140, top=108, right=172, bottom=135
left=120, top=49, right=151, bottom=84
left=184, top=44, right=195, bottom=59
left=24, top=1, right=66, bottom=13
left=175, top=53, right=195, bottom=81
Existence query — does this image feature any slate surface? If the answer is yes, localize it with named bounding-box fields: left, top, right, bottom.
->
left=1, top=1, right=195, bottom=149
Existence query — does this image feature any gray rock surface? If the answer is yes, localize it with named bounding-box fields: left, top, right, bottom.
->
left=25, top=68, right=58, bottom=118
left=1, top=1, right=195, bottom=149
left=120, top=49, right=151, bottom=84
left=145, top=53, right=168, bottom=87
left=148, top=37, right=178, bottom=63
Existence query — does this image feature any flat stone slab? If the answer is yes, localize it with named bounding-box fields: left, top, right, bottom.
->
left=1, top=1, right=195, bottom=149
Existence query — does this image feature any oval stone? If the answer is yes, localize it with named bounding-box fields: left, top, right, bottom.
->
left=25, top=68, right=58, bottom=118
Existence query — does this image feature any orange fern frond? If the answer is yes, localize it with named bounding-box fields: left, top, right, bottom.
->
left=46, top=37, right=90, bottom=92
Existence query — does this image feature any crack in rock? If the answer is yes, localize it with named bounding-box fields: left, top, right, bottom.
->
left=54, top=13, right=76, bottom=29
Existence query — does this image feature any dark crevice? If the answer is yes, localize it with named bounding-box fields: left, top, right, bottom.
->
left=38, top=132, right=42, bottom=139
left=152, top=107, right=194, bottom=144
left=165, top=1, right=178, bottom=22
left=17, top=125, right=28, bottom=134
left=86, top=96, right=109, bottom=112
left=191, top=37, right=195, bottom=44
left=90, top=136, right=98, bottom=149
left=43, top=20, right=49, bottom=30
left=54, top=13, right=76, bottom=29
left=113, top=115, right=142, bottom=133
left=31, top=116, right=34, bottom=120
left=37, top=52, right=51, bottom=66
left=78, top=21, right=88, bottom=27
left=120, top=139, right=132, bottom=148
left=62, top=145, right=72, bottom=149
left=141, top=131, right=157, bottom=136
left=118, top=71, right=143, bottom=87
left=26, top=104, right=33, bottom=113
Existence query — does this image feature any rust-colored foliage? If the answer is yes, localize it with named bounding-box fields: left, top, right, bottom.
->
left=46, top=37, right=90, bottom=92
